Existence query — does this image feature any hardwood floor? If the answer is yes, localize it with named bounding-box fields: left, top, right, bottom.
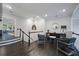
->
left=0, top=41, right=58, bottom=56
left=1, top=40, right=79, bottom=56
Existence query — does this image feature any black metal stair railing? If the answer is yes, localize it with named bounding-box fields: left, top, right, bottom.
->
left=72, top=32, right=79, bottom=36
left=17, top=28, right=33, bottom=46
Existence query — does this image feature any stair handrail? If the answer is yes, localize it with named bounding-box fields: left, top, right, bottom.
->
left=17, top=28, right=33, bottom=46
left=72, top=32, right=79, bottom=36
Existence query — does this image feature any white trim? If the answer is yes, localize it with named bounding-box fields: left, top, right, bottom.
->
left=0, top=38, right=21, bottom=46
left=0, top=38, right=20, bottom=43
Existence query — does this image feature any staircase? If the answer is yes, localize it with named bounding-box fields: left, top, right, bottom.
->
left=0, top=36, right=21, bottom=46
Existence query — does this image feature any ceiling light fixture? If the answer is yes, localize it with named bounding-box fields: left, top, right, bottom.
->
left=6, top=5, right=13, bottom=10
left=36, top=16, right=39, bottom=18
left=62, top=9, right=66, bottom=12
left=45, top=14, right=48, bottom=17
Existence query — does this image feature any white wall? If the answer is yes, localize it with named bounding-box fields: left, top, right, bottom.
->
left=0, top=3, right=2, bottom=30
left=0, top=3, right=2, bottom=18
left=46, top=17, right=71, bottom=33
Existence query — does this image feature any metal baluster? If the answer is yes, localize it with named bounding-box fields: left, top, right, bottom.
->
left=20, top=29, right=21, bottom=38
left=28, top=32, right=30, bottom=46
left=22, top=32, right=24, bottom=42
left=57, top=39, right=58, bottom=56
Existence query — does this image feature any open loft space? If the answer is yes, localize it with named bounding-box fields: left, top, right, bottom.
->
left=0, top=3, right=79, bottom=56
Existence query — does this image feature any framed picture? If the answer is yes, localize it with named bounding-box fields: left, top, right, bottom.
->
left=52, top=23, right=59, bottom=30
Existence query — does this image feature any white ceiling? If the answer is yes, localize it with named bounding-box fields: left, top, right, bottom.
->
left=3, top=3, right=79, bottom=19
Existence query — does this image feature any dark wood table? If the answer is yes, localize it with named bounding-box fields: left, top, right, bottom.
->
left=49, top=32, right=66, bottom=38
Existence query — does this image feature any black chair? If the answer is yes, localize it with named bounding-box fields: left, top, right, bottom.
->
left=38, top=34, right=45, bottom=45
left=58, top=37, right=78, bottom=55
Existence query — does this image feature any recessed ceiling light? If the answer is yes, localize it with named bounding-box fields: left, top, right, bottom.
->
left=36, top=16, right=39, bottom=18
left=62, top=9, right=66, bottom=12
left=45, top=14, right=48, bottom=17
left=6, top=5, right=12, bottom=10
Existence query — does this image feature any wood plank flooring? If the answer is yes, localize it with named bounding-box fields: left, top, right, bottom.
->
left=0, top=41, right=79, bottom=56
left=0, top=41, right=58, bottom=56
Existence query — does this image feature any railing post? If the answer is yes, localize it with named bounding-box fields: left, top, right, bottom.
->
left=28, top=32, right=30, bottom=46
left=20, top=29, right=21, bottom=38
left=22, top=32, right=24, bottom=42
